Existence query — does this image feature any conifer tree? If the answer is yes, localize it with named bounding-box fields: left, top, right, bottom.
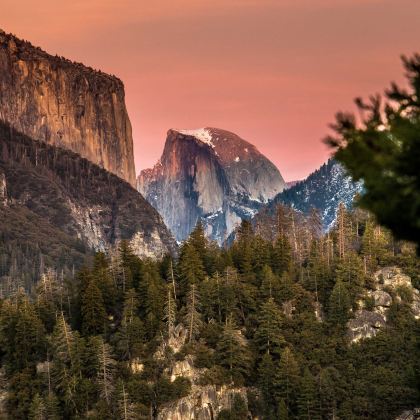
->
left=29, top=393, right=46, bottom=420
left=115, top=289, right=144, bottom=361
left=277, top=399, right=289, bottom=420
left=163, top=283, right=176, bottom=337
left=51, top=312, right=80, bottom=412
left=117, top=382, right=137, bottom=420
left=232, top=220, right=255, bottom=282
left=96, top=337, right=116, bottom=405
left=80, top=275, right=106, bottom=335
left=11, top=296, right=46, bottom=371
left=258, top=353, right=277, bottom=418
left=184, top=283, right=202, bottom=342
left=328, top=279, right=351, bottom=325
left=274, top=347, right=299, bottom=416
left=144, top=269, right=165, bottom=338
left=189, top=221, right=210, bottom=271
left=319, top=367, right=339, bottom=419
left=297, top=367, right=320, bottom=420
left=271, top=234, right=291, bottom=276
left=334, top=251, right=365, bottom=304
left=177, top=241, right=206, bottom=297
left=45, top=393, right=61, bottom=420
left=93, top=252, right=117, bottom=314
left=336, top=202, right=350, bottom=259
left=254, top=297, right=285, bottom=357
left=326, top=54, right=420, bottom=250
left=216, top=318, right=251, bottom=384
left=252, top=235, right=271, bottom=274
left=260, top=265, right=282, bottom=302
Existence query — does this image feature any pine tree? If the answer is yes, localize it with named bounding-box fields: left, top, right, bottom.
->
left=277, top=399, right=289, bottom=420
left=163, top=283, right=176, bottom=337
left=144, top=268, right=165, bottom=338
left=319, top=367, right=339, bottom=420
left=326, top=54, right=420, bottom=250
left=29, top=393, right=46, bottom=420
left=260, top=265, right=279, bottom=300
left=81, top=274, right=107, bottom=335
left=45, top=393, right=61, bottom=420
left=328, top=279, right=351, bottom=326
left=189, top=221, right=210, bottom=271
left=274, top=347, right=299, bottom=416
left=271, top=234, right=291, bottom=276
left=334, top=251, right=365, bottom=304
left=96, top=337, right=116, bottom=405
left=184, top=283, right=202, bottom=342
left=252, top=235, right=271, bottom=274
left=117, top=382, right=137, bottom=420
left=216, top=318, right=251, bottom=384
left=177, top=241, right=206, bottom=297
left=167, top=258, right=177, bottom=301
left=232, top=220, right=255, bottom=282
left=336, top=202, right=350, bottom=259
left=115, top=289, right=144, bottom=361
left=93, top=252, right=117, bottom=314
left=51, top=313, right=79, bottom=412
left=254, top=298, right=285, bottom=357
left=11, top=296, right=46, bottom=371
left=297, top=367, right=320, bottom=420
left=258, top=353, right=277, bottom=418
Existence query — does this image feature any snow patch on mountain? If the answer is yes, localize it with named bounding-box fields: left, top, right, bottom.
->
left=175, top=128, right=214, bottom=148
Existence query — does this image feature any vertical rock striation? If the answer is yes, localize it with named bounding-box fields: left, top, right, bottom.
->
left=138, top=128, right=285, bottom=243
left=0, top=30, right=136, bottom=186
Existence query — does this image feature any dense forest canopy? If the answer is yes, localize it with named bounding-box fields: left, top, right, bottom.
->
left=0, top=203, right=418, bottom=419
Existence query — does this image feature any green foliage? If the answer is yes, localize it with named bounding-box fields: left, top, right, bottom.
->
left=328, top=279, right=351, bottom=326
left=0, top=207, right=418, bottom=419
left=326, top=54, right=420, bottom=251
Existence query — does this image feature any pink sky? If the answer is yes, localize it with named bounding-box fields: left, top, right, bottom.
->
left=2, top=0, right=420, bottom=180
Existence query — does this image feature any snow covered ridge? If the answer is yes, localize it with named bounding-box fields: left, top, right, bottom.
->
left=174, top=128, right=215, bottom=148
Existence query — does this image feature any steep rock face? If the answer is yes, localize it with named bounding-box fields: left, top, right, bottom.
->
left=0, top=30, right=136, bottom=185
left=0, top=122, right=176, bottom=290
left=138, top=128, right=285, bottom=242
left=348, top=266, right=420, bottom=343
left=258, top=159, right=363, bottom=230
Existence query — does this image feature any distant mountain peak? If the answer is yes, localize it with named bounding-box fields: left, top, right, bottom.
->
left=138, top=128, right=286, bottom=243
left=252, top=159, right=363, bottom=232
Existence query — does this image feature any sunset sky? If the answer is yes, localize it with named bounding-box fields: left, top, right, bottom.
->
left=2, top=0, right=420, bottom=180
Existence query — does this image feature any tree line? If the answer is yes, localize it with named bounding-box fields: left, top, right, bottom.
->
left=0, top=203, right=418, bottom=419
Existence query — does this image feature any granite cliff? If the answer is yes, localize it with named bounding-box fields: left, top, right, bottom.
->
left=138, top=128, right=285, bottom=243
left=0, top=30, right=136, bottom=186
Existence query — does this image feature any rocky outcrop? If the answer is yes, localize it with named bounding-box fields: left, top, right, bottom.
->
left=157, top=383, right=249, bottom=420
left=138, top=128, right=285, bottom=243
left=0, top=122, right=176, bottom=288
left=347, top=310, right=387, bottom=343
left=348, top=266, right=420, bottom=343
left=154, top=325, right=253, bottom=419
left=395, top=409, right=420, bottom=419
left=0, top=30, right=136, bottom=186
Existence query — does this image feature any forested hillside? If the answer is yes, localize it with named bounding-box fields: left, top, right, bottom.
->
left=0, top=203, right=418, bottom=419
left=0, top=121, right=176, bottom=292
left=260, top=159, right=363, bottom=231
